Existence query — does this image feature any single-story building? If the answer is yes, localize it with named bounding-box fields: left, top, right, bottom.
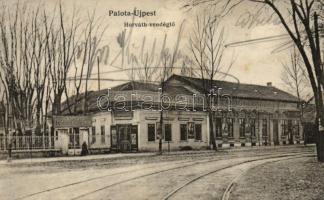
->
left=50, top=74, right=304, bottom=155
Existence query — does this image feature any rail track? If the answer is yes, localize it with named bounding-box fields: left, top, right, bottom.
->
left=70, top=152, right=312, bottom=200
left=220, top=155, right=313, bottom=200
left=14, top=150, right=314, bottom=200
left=163, top=153, right=314, bottom=200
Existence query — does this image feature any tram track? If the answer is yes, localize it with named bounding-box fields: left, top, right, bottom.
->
left=69, top=152, right=312, bottom=200
left=163, top=153, right=314, bottom=200
left=14, top=150, right=314, bottom=200
left=220, top=155, right=313, bottom=200
left=14, top=159, right=194, bottom=200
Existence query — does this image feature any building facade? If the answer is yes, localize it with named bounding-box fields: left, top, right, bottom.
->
left=51, top=74, right=304, bottom=155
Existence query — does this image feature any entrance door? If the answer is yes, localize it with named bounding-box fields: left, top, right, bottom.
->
left=273, top=120, right=279, bottom=145
left=110, top=126, right=118, bottom=151
left=119, top=125, right=131, bottom=152
left=288, top=120, right=293, bottom=144
left=111, top=124, right=138, bottom=152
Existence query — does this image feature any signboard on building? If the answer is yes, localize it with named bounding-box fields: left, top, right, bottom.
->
left=53, top=116, right=92, bottom=128
left=113, top=111, right=133, bottom=119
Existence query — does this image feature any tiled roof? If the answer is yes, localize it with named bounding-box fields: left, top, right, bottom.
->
left=111, top=81, right=159, bottom=92
left=59, top=74, right=300, bottom=115
left=168, top=74, right=299, bottom=102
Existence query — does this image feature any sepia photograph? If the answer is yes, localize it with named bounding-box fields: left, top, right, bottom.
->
left=0, top=0, right=323, bottom=199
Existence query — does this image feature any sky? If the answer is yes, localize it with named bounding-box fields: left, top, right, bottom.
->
left=5, top=0, right=303, bottom=95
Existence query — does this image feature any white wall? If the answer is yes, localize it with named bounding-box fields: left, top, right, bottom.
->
left=137, top=110, right=209, bottom=151
left=90, top=112, right=112, bottom=148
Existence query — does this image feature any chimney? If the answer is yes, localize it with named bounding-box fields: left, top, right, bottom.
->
left=267, top=82, right=272, bottom=87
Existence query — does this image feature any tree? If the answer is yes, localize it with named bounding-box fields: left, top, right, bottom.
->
left=0, top=1, right=108, bottom=148
left=74, top=11, right=108, bottom=114
left=157, top=21, right=185, bottom=154
left=281, top=48, right=310, bottom=103
left=179, top=54, right=198, bottom=77
left=281, top=47, right=311, bottom=144
left=184, top=0, right=324, bottom=161
left=0, top=3, right=38, bottom=136
left=125, top=35, right=160, bottom=83
left=50, top=4, right=81, bottom=115
left=135, top=37, right=160, bottom=83
left=189, top=13, right=234, bottom=150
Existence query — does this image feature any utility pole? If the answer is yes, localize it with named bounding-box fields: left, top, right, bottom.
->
left=158, top=82, right=164, bottom=155
left=97, top=57, right=101, bottom=91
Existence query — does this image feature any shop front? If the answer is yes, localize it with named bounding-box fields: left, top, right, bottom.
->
left=110, top=124, right=138, bottom=152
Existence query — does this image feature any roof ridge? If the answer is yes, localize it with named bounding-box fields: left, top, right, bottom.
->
left=169, top=74, right=299, bottom=102
left=172, top=74, right=276, bottom=89
left=171, top=74, right=298, bottom=95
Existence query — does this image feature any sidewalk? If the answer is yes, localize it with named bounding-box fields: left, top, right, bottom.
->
left=0, top=152, right=156, bottom=165
left=0, top=150, right=213, bottom=165
left=0, top=144, right=314, bottom=165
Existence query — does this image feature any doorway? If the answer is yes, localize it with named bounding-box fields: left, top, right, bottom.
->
left=111, top=124, right=138, bottom=152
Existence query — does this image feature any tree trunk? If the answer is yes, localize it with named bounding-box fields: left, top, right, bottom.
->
left=53, top=93, right=63, bottom=115
left=36, top=104, right=42, bottom=129
left=316, top=107, right=324, bottom=162
left=209, top=112, right=216, bottom=150
left=159, top=110, right=163, bottom=154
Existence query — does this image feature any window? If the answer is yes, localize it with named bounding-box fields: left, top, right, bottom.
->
left=74, top=128, right=80, bottom=148
left=68, top=128, right=80, bottom=149
left=154, top=123, right=172, bottom=141
left=281, top=120, right=288, bottom=136
left=91, top=126, right=96, bottom=144
left=216, top=118, right=222, bottom=137
left=195, top=124, right=202, bottom=141
left=68, top=128, right=73, bottom=149
left=55, top=131, right=58, bottom=140
left=250, top=119, right=256, bottom=137
left=227, top=118, right=234, bottom=137
left=101, top=125, right=105, bottom=144
left=131, top=125, right=138, bottom=145
left=239, top=118, right=246, bottom=137
left=164, top=124, right=172, bottom=141
left=262, top=119, right=268, bottom=136
left=188, top=122, right=195, bottom=139
left=180, top=123, right=202, bottom=141
left=293, top=120, right=299, bottom=136
left=288, top=120, right=292, bottom=136
left=111, top=126, right=117, bottom=146
left=147, top=124, right=156, bottom=141
left=180, top=124, right=187, bottom=141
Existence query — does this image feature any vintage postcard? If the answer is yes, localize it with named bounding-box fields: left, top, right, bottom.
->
left=0, top=0, right=323, bottom=199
